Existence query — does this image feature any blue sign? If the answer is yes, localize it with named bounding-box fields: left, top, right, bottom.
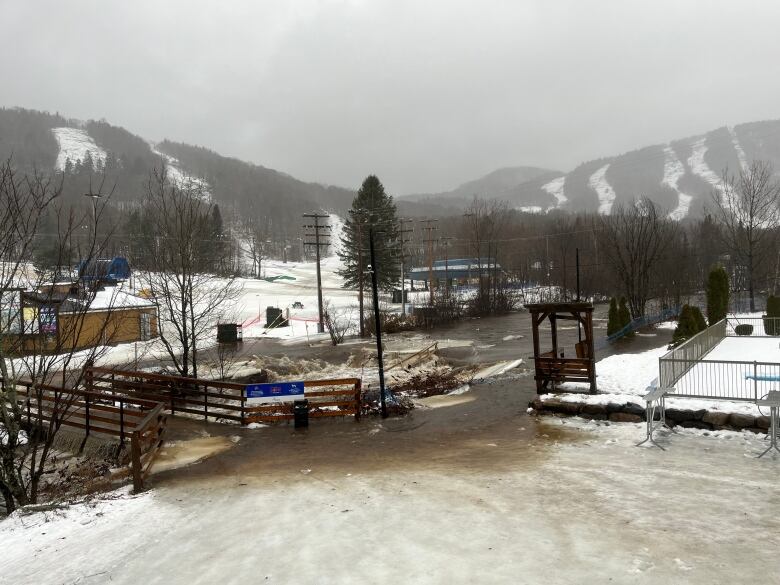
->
left=245, top=381, right=305, bottom=403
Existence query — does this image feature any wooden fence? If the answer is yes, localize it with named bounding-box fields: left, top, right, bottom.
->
left=9, top=380, right=168, bottom=491
left=86, top=366, right=362, bottom=424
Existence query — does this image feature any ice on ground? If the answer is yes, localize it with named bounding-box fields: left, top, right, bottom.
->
left=541, top=176, right=567, bottom=208
left=663, top=146, right=694, bottom=220
left=688, top=136, right=722, bottom=189
left=472, top=359, right=523, bottom=381
left=588, top=164, right=616, bottom=215
left=52, top=127, right=107, bottom=171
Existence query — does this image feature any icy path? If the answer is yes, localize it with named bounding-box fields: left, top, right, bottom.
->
left=541, top=176, right=567, bottom=209
left=662, top=146, right=694, bottom=220
left=728, top=126, right=749, bottom=170
left=52, top=127, right=107, bottom=170
left=687, top=136, right=722, bottom=189
left=588, top=164, right=616, bottom=215
left=1, top=413, right=777, bottom=584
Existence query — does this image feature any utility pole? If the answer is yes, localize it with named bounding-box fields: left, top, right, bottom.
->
left=398, top=218, right=414, bottom=315
left=303, top=212, right=330, bottom=334
left=440, top=236, right=454, bottom=297
left=420, top=219, right=438, bottom=306
left=369, top=225, right=388, bottom=418
left=349, top=209, right=367, bottom=337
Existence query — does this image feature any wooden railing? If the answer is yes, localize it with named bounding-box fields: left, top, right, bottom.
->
left=7, top=379, right=168, bottom=491
left=86, top=367, right=362, bottom=424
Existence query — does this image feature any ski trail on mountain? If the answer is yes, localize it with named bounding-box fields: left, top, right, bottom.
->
left=52, top=127, right=107, bottom=171
left=662, top=146, right=693, bottom=220
left=728, top=126, right=749, bottom=170
left=589, top=164, right=616, bottom=215
left=541, top=176, right=567, bottom=209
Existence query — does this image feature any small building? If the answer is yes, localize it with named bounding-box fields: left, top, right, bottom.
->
left=407, top=258, right=502, bottom=290
left=3, top=283, right=159, bottom=354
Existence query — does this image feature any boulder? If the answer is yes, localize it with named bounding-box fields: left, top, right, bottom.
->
left=623, top=402, right=645, bottom=417
left=606, top=402, right=625, bottom=413
left=702, top=411, right=731, bottom=428
left=541, top=399, right=581, bottom=415
left=609, top=412, right=643, bottom=423
left=691, top=409, right=708, bottom=421
left=728, top=413, right=757, bottom=430
left=678, top=420, right=712, bottom=430
left=666, top=408, right=696, bottom=423
left=581, top=403, right=608, bottom=416
left=755, top=416, right=771, bottom=430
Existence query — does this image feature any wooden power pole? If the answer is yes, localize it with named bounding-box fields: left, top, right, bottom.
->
left=420, top=219, right=438, bottom=306
left=303, top=212, right=330, bottom=334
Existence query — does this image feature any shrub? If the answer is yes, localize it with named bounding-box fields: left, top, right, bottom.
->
left=672, top=305, right=707, bottom=347
left=706, top=266, right=729, bottom=325
left=734, top=324, right=754, bottom=336
left=764, top=295, right=780, bottom=335
left=607, top=297, right=620, bottom=336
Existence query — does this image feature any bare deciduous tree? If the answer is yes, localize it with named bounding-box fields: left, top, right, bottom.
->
left=599, top=198, right=675, bottom=318
left=138, top=168, right=242, bottom=378
left=323, top=300, right=354, bottom=346
left=710, top=161, right=780, bottom=312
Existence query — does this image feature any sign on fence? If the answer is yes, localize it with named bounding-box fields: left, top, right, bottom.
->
left=245, top=381, right=305, bottom=403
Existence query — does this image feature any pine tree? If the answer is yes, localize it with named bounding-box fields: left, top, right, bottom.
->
left=706, top=265, right=729, bottom=325
left=338, top=175, right=400, bottom=335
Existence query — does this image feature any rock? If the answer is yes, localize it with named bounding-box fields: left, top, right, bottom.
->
left=756, top=416, right=771, bottom=430
left=691, top=409, right=708, bottom=421
left=530, top=398, right=545, bottom=411
left=666, top=408, right=696, bottom=423
left=702, top=411, right=731, bottom=428
left=581, top=403, right=607, bottom=416
left=678, top=420, right=712, bottom=430
left=623, top=403, right=645, bottom=417
left=728, top=413, right=756, bottom=429
left=580, top=412, right=607, bottom=421
left=609, top=412, right=643, bottom=423
left=745, top=427, right=765, bottom=435
left=540, top=399, right=581, bottom=415
left=606, top=402, right=625, bottom=413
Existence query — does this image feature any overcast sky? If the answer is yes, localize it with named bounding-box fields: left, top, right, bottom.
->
left=3, top=0, right=780, bottom=194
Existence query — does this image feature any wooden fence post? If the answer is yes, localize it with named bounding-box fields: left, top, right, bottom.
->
left=131, top=431, right=143, bottom=492
left=355, top=379, right=362, bottom=421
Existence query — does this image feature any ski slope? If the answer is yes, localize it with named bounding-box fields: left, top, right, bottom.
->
left=52, top=127, right=107, bottom=170
left=541, top=176, right=567, bottom=209
left=149, top=143, right=211, bottom=200
left=588, top=164, right=616, bottom=215
left=662, top=146, right=694, bottom=220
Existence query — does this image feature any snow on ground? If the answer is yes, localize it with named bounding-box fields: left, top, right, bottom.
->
left=149, top=142, right=211, bottom=200
left=1, top=413, right=778, bottom=584
left=688, top=136, right=722, bottom=189
left=728, top=126, right=749, bottom=170
left=662, top=146, right=694, bottom=220
left=588, top=163, right=616, bottom=215
left=541, top=176, right=567, bottom=208
left=516, top=205, right=543, bottom=214
left=551, top=335, right=780, bottom=416
left=52, top=127, right=107, bottom=171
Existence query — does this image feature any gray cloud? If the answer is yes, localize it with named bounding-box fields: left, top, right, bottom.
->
left=3, top=0, right=780, bottom=194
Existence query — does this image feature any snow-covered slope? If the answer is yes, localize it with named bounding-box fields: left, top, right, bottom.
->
left=149, top=142, right=211, bottom=199
left=588, top=164, right=616, bottom=215
left=662, top=146, right=693, bottom=220
left=541, top=176, right=567, bottom=209
left=52, top=127, right=107, bottom=170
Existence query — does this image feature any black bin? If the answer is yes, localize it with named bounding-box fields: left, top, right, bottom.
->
left=293, top=399, right=309, bottom=428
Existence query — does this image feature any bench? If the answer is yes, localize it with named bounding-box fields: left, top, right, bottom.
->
left=636, top=386, right=677, bottom=450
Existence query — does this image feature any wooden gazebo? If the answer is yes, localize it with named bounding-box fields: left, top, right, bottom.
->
left=525, top=302, right=596, bottom=394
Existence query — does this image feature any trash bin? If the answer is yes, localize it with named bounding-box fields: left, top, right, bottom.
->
left=293, top=399, right=309, bottom=428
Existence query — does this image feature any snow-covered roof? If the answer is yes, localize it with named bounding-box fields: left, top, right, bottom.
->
left=60, top=286, right=155, bottom=313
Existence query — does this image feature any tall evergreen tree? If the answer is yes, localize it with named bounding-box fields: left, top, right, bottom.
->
left=338, top=176, right=400, bottom=333
left=706, top=265, right=729, bottom=325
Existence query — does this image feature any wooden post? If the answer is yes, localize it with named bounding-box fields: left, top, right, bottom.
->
left=203, top=382, right=208, bottom=421
left=530, top=309, right=542, bottom=392
left=84, top=393, right=90, bottom=436
left=131, top=431, right=143, bottom=492
left=119, top=399, right=125, bottom=445
left=354, top=379, right=362, bottom=421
